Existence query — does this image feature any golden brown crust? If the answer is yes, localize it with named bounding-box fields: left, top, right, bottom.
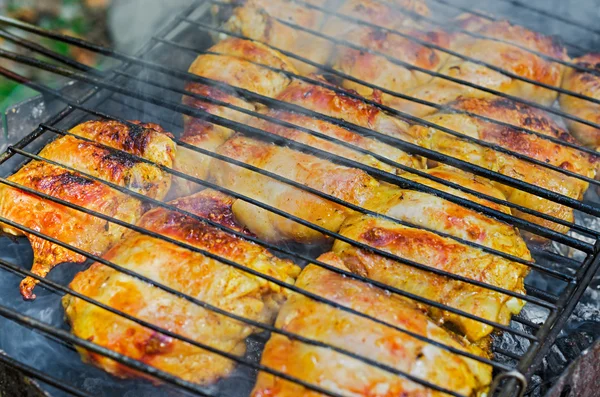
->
left=174, top=38, right=296, bottom=197
left=257, top=77, right=425, bottom=171
left=210, top=134, right=380, bottom=243
left=224, top=0, right=332, bottom=75
left=559, top=53, right=600, bottom=147
left=70, top=120, right=175, bottom=167
left=274, top=77, right=424, bottom=148
left=331, top=26, right=451, bottom=97
left=0, top=120, right=175, bottom=299
left=390, top=19, right=567, bottom=117
left=408, top=97, right=596, bottom=239
left=64, top=189, right=300, bottom=384
left=333, top=214, right=528, bottom=341
left=252, top=260, right=492, bottom=397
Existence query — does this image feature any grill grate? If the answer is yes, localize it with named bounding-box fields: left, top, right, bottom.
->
left=0, top=0, right=599, bottom=396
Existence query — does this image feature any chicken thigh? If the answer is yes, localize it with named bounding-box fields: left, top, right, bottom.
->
left=333, top=166, right=531, bottom=341
left=391, top=16, right=567, bottom=117
left=64, top=189, right=300, bottom=384
left=252, top=255, right=492, bottom=397
left=330, top=26, right=451, bottom=99
left=174, top=37, right=297, bottom=196
left=409, top=97, right=597, bottom=239
left=559, top=53, right=600, bottom=148
left=0, top=120, right=175, bottom=299
left=223, top=0, right=332, bottom=75
left=209, top=78, right=425, bottom=243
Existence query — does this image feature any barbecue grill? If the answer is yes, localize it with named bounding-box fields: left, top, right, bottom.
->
left=0, top=0, right=599, bottom=396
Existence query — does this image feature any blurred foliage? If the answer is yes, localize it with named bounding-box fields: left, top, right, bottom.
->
left=0, top=0, right=112, bottom=114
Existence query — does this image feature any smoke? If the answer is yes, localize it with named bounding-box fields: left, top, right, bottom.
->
left=1, top=0, right=600, bottom=396
left=437, top=0, right=600, bottom=56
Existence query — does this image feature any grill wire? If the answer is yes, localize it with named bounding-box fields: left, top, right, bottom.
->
left=0, top=0, right=599, bottom=396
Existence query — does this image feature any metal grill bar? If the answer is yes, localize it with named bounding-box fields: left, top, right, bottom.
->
left=0, top=2, right=598, bottom=396
left=2, top=16, right=599, bottom=218
left=0, top=351, right=94, bottom=397
left=287, top=0, right=600, bottom=109
left=0, top=257, right=476, bottom=397
left=0, top=302, right=220, bottom=397
left=257, top=10, right=600, bottom=134
left=1, top=49, right=592, bottom=254
left=163, top=22, right=600, bottom=160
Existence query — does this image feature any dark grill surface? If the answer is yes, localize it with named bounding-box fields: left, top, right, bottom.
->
left=0, top=1, right=599, bottom=396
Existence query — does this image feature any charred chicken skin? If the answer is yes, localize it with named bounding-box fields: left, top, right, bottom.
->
left=174, top=37, right=297, bottom=196
left=64, top=189, right=300, bottom=384
left=409, top=97, right=597, bottom=239
left=560, top=53, right=600, bottom=148
left=335, top=166, right=531, bottom=341
left=252, top=255, right=492, bottom=397
left=391, top=15, right=568, bottom=117
left=0, top=120, right=175, bottom=299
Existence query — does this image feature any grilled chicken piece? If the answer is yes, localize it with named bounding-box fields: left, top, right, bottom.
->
left=330, top=26, right=451, bottom=99
left=209, top=79, right=425, bottom=243
left=174, top=37, right=297, bottom=196
left=374, top=166, right=530, bottom=257
left=391, top=16, right=567, bottom=117
left=560, top=54, right=600, bottom=148
left=409, top=97, right=597, bottom=239
left=64, top=189, right=300, bottom=384
left=0, top=120, right=175, bottom=299
left=223, top=0, right=332, bottom=75
left=251, top=256, right=492, bottom=397
left=267, top=77, right=425, bottom=169
left=210, top=134, right=380, bottom=243
left=339, top=166, right=532, bottom=341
